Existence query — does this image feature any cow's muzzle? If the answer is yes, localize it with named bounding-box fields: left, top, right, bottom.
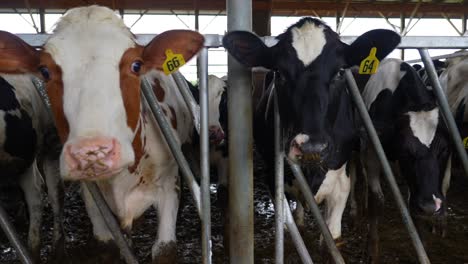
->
left=64, top=136, right=123, bottom=180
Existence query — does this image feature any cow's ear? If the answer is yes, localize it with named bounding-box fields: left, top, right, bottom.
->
left=223, top=31, right=274, bottom=69
left=0, top=30, right=39, bottom=73
left=345, top=29, right=401, bottom=67
left=142, top=30, right=204, bottom=72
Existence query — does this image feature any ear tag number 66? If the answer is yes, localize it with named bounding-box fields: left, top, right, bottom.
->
left=163, top=49, right=186, bottom=75
left=359, top=47, right=379, bottom=74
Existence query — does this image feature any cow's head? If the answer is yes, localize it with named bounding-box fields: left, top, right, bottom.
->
left=207, top=75, right=227, bottom=146
left=223, top=17, right=400, bottom=170
left=392, top=62, right=450, bottom=217
left=0, top=5, right=203, bottom=181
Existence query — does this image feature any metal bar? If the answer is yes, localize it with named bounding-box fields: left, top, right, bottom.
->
left=283, top=198, right=313, bottom=264
left=286, top=160, right=345, bottom=264
left=462, top=14, right=467, bottom=35
left=344, top=69, right=431, bottom=264
left=401, top=13, right=406, bottom=60
left=16, top=34, right=468, bottom=49
left=141, top=77, right=202, bottom=215
left=227, top=0, right=254, bottom=262
left=442, top=13, right=463, bottom=36
left=406, top=17, right=422, bottom=36
left=273, top=80, right=284, bottom=264
left=401, top=1, right=421, bottom=36
left=405, top=50, right=468, bottom=63
left=170, top=9, right=191, bottom=29
left=129, top=10, right=148, bottom=29
left=419, top=49, right=468, bottom=177
left=336, top=1, right=350, bottom=34
left=23, top=0, right=39, bottom=33
left=172, top=71, right=201, bottom=133
left=378, top=11, right=399, bottom=32
left=0, top=205, right=34, bottom=264
left=198, top=47, right=212, bottom=264
left=39, top=8, right=45, bottom=33
left=31, top=78, right=139, bottom=264
left=84, top=183, right=139, bottom=264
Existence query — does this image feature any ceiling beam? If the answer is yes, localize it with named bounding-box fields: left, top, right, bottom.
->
left=0, top=0, right=466, bottom=18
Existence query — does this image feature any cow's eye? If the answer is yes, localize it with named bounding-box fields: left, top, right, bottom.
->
left=39, top=66, right=50, bottom=80
left=131, top=61, right=142, bottom=73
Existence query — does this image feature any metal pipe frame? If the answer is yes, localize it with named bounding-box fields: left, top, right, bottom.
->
left=17, top=34, right=468, bottom=49
left=141, top=77, right=202, bottom=215
left=419, top=49, right=468, bottom=177
left=83, top=183, right=139, bottom=264
left=273, top=80, right=285, bottom=264
left=227, top=0, right=254, bottom=263
left=31, top=78, right=139, bottom=264
left=286, top=160, right=346, bottom=264
left=197, top=47, right=212, bottom=264
left=405, top=50, right=468, bottom=63
left=283, top=198, right=314, bottom=264
left=0, top=205, right=34, bottom=264
left=172, top=71, right=201, bottom=133
left=344, top=69, right=431, bottom=264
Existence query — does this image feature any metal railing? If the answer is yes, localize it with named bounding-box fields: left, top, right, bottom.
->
left=0, top=33, right=465, bottom=264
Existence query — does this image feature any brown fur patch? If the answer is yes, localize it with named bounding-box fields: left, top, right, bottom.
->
left=152, top=78, right=165, bottom=102
left=40, top=52, right=69, bottom=143
left=0, top=31, right=39, bottom=73
left=120, top=47, right=145, bottom=173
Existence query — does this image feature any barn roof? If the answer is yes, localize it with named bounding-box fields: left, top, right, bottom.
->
left=0, top=0, right=466, bottom=19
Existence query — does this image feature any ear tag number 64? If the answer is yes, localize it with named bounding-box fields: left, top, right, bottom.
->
left=163, top=49, right=186, bottom=75
left=359, top=47, right=379, bottom=74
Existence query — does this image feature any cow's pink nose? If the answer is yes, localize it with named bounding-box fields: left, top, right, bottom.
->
left=209, top=126, right=225, bottom=145
left=64, top=137, right=122, bottom=180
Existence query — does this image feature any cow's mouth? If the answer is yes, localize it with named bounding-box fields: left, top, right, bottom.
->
left=68, top=166, right=125, bottom=181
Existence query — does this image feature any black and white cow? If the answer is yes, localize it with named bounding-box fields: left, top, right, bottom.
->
left=223, top=17, right=400, bottom=243
left=187, top=75, right=228, bottom=200
left=354, top=58, right=452, bottom=261
left=0, top=73, right=64, bottom=262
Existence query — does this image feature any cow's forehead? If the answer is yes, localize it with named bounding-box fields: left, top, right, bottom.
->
left=44, top=6, right=135, bottom=66
left=289, top=20, right=327, bottom=66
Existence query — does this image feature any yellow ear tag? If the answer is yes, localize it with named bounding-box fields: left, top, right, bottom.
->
left=463, top=137, right=468, bottom=149
left=359, top=47, right=379, bottom=74
left=162, top=49, right=186, bottom=75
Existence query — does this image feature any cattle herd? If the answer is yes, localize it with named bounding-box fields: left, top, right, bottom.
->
left=0, top=4, right=466, bottom=264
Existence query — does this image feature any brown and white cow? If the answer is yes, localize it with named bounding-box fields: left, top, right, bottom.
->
left=0, top=5, right=203, bottom=262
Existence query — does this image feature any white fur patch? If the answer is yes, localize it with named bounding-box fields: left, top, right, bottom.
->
left=406, top=108, right=439, bottom=148
left=440, top=55, right=468, bottom=121
left=45, top=6, right=137, bottom=177
left=291, top=21, right=326, bottom=66
left=207, top=75, right=226, bottom=131
left=293, top=134, right=310, bottom=145
left=314, top=163, right=349, bottom=239
left=362, top=59, right=407, bottom=109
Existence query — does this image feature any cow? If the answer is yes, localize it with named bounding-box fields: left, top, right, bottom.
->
left=0, top=73, right=64, bottom=262
left=0, top=5, right=204, bottom=263
left=186, top=75, right=228, bottom=200
left=222, top=17, right=400, bottom=248
left=353, top=58, right=452, bottom=262
left=439, top=53, right=468, bottom=130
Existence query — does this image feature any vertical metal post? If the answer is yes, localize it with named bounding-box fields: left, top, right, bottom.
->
left=344, top=69, right=430, bottom=264
left=462, top=14, right=467, bottom=36
left=39, top=8, right=45, bottom=34
left=227, top=0, right=254, bottom=262
left=419, top=49, right=468, bottom=177
left=198, top=47, right=212, bottom=264
left=401, top=13, right=406, bottom=60
left=0, top=205, right=33, bottom=264
left=273, top=83, right=284, bottom=264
